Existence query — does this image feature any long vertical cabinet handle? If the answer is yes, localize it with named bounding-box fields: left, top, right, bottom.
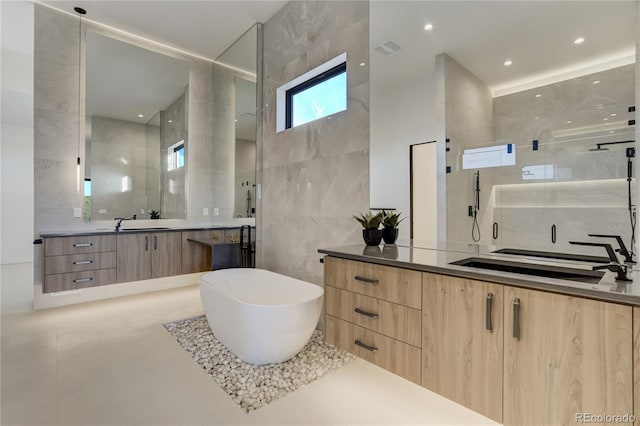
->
left=513, top=298, right=521, bottom=340
left=492, top=222, right=499, bottom=240
left=154, top=235, right=158, bottom=250
left=485, top=293, right=494, bottom=332
left=145, top=236, right=149, bottom=251
left=551, top=224, right=557, bottom=244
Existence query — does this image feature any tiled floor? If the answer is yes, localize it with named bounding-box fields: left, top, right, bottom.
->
left=1, top=285, right=498, bottom=426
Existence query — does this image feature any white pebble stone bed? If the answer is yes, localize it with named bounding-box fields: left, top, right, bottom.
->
left=163, top=315, right=356, bottom=412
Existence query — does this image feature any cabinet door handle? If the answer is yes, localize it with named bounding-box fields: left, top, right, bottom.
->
left=154, top=236, right=157, bottom=250
left=354, top=307, right=379, bottom=318
left=354, top=339, right=378, bottom=352
left=73, top=277, right=92, bottom=283
left=145, top=236, right=149, bottom=251
left=73, top=260, right=93, bottom=265
left=354, top=275, right=379, bottom=284
left=492, top=222, right=499, bottom=239
left=513, top=298, right=521, bottom=340
left=551, top=224, right=557, bottom=244
left=73, top=243, right=92, bottom=247
left=486, top=293, right=493, bottom=332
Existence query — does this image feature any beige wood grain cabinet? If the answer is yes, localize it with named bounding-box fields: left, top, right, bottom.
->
left=422, top=273, right=503, bottom=423
left=43, top=235, right=117, bottom=293
left=324, top=256, right=422, bottom=384
left=503, top=286, right=633, bottom=426
left=117, top=232, right=182, bottom=282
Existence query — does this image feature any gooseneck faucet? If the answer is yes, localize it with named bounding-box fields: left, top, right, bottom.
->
left=587, top=234, right=635, bottom=263
left=114, top=214, right=136, bottom=232
left=569, top=241, right=631, bottom=282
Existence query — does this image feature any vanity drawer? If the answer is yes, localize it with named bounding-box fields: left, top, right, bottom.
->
left=45, top=252, right=116, bottom=275
left=44, top=235, right=116, bottom=256
left=44, top=268, right=116, bottom=293
left=325, top=257, right=422, bottom=309
left=225, top=229, right=240, bottom=243
left=325, top=315, right=421, bottom=384
left=325, top=286, right=421, bottom=347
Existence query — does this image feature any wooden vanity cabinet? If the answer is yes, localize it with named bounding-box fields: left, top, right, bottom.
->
left=324, top=256, right=422, bottom=384
left=422, top=273, right=503, bottom=423
left=116, top=231, right=182, bottom=282
left=43, top=235, right=116, bottom=293
left=503, top=286, right=633, bottom=426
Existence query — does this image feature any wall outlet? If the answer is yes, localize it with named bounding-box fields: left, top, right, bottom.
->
left=141, top=209, right=145, bottom=214
left=73, top=208, right=82, bottom=218
left=214, top=208, right=220, bottom=216
left=203, top=208, right=209, bottom=216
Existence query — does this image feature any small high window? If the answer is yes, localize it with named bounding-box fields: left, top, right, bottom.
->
left=168, top=140, right=185, bottom=171
left=286, top=62, right=346, bottom=129
left=276, top=53, right=347, bottom=132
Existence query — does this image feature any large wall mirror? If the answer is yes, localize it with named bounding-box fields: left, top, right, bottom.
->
left=85, top=32, right=190, bottom=220
left=370, top=1, right=636, bottom=257
left=217, top=24, right=258, bottom=219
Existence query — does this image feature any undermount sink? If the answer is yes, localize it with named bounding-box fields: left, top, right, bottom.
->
left=492, top=248, right=610, bottom=264
left=120, top=227, right=171, bottom=231
left=451, top=257, right=605, bottom=284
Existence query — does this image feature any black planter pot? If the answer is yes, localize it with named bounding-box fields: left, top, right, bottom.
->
left=382, top=227, right=399, bottom=244
left=362, top=229, right=383, bottom=246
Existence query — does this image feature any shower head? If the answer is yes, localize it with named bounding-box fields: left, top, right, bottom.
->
left=589, top=146, right=609, bottom=152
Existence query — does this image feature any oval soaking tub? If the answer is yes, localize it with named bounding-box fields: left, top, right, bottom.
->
left=199, top=268, right=324, bottom=365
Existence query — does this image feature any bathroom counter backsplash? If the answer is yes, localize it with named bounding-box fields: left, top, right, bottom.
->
left=318, top=242, right=640, bottom=307
left=40, top=225, right=254, bottom=238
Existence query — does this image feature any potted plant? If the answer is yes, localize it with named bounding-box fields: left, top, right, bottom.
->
left=150, top=210, right=161, bottom=219
left=381, top=210, right=404, bottom=244
left=353, top=211, right=384, bottom=246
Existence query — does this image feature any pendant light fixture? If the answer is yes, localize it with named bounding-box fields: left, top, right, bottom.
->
left=74, top=6, right=86, bottom=194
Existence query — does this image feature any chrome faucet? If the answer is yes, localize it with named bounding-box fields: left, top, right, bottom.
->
left=569, top=241, right=631, bottom=282
left=114, top=214, right=136, bottom=232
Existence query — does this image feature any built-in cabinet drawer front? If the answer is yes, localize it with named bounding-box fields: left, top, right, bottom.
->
left=325, top=285, right=421, bottom=347
left=44, top=235, right=116, bottom=256
left=45, top=252, right=116, bottom=275
left=325, top=257, right=422, bottom=309
left=225, top=229, right=240, bottom=243
left=44, top=268, right=116, bottom=293
left=325, top=314, right=421, bottom=384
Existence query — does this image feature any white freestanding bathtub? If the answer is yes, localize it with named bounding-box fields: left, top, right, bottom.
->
left=199, top=268, right=324, bottom=365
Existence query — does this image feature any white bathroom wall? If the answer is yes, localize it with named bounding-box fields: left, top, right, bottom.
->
left=1, top=0, right=35, bottom=312
left=370, top=76, right=437, bottom=240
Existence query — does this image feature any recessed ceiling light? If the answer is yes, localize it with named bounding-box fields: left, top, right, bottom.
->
left=567, top=120, right=573, bottom=124
left=534, top=116, right=539, bottom=120
left=168, top=120, right=173, bottom=123
left=359, top=62, right=366, bottom=67
left=574, top=37, right=585, bottom=45
left=234, top=119, right=238, bottom=122
left=424, top=23, right=433, bottom=31
left=611, top=113, right=617, bottom=117
left=593, top=80, right=600, bottom=84
left=504, top=60, right=513, bottom=67
left=327, top=116, right=332, bottom=120
left=596, top=104, right=604, bottom=109
left=137, top=114, right=144, bottom=118
left=603, top=118, right=609, bottom=121
left=535, top=94, right=542, bottom=98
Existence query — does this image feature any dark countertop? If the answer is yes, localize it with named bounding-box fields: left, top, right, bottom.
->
left=40, top=225, right=254, bottom=238
left=318, top=242, right=640, bottom=307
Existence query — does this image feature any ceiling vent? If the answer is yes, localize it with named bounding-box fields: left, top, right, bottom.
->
left=374, top=41, right=403, bottom=56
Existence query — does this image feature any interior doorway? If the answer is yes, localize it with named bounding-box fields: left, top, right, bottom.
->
left=410, top=141, right=438, bottom=241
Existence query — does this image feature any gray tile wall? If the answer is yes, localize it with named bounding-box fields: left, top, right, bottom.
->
left=260, top=1, right=370, bottom=286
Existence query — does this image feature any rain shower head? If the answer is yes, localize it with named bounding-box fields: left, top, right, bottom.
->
left=590, top=140, right=634, bottom=152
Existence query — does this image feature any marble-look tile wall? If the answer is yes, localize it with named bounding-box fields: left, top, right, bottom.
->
left=491, top=64, right=636, bottom=254
left=160, top=93, right=187, bottom=218
left=438, top=54, right=494, bottom=245
left=235, top=138, right=256, bottom=218
left=90, top=116, right=149, bottom=220
left=34, top=5, right=85, bottom=232
left=260, top=1, right=370, bottom=287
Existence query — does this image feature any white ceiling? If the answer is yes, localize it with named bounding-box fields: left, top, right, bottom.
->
left=41, top=0, right=286, bottom=62
left=371, top=1, right=636, bottom=95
